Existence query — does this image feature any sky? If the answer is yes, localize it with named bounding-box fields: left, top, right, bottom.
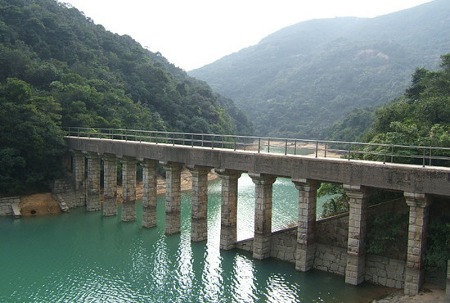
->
left=60, top=0, right=432, bottom=71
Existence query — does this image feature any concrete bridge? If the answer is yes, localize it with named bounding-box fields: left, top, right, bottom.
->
left=64, top=128, right=450, bottom=296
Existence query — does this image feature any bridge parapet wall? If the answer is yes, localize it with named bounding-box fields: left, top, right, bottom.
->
left=65, top=136, right=450, bottom=295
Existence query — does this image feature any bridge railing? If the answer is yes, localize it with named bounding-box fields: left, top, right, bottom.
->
left=65, top=127, right=450, bottom=167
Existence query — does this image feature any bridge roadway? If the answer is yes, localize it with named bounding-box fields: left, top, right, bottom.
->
left=65, top=136, right=450, bottom=296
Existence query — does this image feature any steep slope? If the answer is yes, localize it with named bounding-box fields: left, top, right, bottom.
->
left=190, top=0, right=450, bottom=138
left=0, top=0, right=252, bottom=135
left=0, top=0, right=253, bottom=195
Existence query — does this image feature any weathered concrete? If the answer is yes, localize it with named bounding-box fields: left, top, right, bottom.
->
left=142, top=159, right=158, bottom=228
left=163, top=162, right=182, bottom=235
left=189, top=166, right=210, bottom=242
left=250, top=173, right=276, bottom=260
left=86, top=153, right=101, bottom=212
left=216, top=169, right=242, bottom=250
left=404, top=192, right=430, bottom=295
left=293, top=179, right=319, bottom=272
left=11, top=202, right=21, bottom=218
left=344, top=185, right=369, bottom=286
left=103, top=154, right=118, bottom=216
left=0, top=197, right=20, bottom=216
left=121, top=157, right=137, bottom=222
left=65, top=137, right=450, bottom=198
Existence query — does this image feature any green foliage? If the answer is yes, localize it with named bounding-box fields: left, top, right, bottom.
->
left=191, top=0, right=450, bottom=139
left=366, top=213, right=408, bottom=256
left=0, top=78, right=66, bottom=195
left=362, top=54, right=450, bottom=165
left=0, top=0, right=252, bottom=195
left=317, top=183, right=349, bottom=217
left=425, top=220, right=450, bottom=271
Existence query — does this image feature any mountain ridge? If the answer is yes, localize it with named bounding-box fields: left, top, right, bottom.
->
left=190, top=0, right=450, bottom=138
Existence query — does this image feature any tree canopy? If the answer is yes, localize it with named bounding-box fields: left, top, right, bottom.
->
left=0, top=0, right=252, bottom=195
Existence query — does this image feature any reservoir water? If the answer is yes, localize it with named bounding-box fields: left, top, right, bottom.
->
left=0, top=175, right=388, bottom=302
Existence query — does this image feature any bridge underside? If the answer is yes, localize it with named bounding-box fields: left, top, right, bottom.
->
left=65, top=137, right=450, bottom=296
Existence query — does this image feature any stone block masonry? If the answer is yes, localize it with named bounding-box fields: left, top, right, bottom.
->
left=65, top=136, right=450, bottom=296
left=121, top=157, right=137, bottom=222
left=0, top=197, right=20, bottom=216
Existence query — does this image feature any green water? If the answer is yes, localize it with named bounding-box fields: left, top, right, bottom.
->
left=0, top=175, right=386, bottom=302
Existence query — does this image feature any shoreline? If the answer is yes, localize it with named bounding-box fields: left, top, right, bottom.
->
left=19, top=168, right=219, bottom=215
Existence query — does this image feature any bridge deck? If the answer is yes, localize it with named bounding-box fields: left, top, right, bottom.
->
left=65, top=136, right=450, bottom=197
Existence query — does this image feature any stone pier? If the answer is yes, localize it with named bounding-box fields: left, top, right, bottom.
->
left=250, top=173, right=276, bottom=260
left=216, top=169, right=241, bottom=250
left=103, top=154, right=117, bottom=216
left=404, top=192, right=430, bottom=295
left=142, top=159, right=158, bottom=228
left=344, top=185, right=368, bottom=285
left=189, top=166, right=210, bottom=242
left=164, top=162, right=182, bottom=235
left=72, top=152, right=86, bottom=207
left=293, top=179, right=319, bottom=272
left=121, top=157, right=137, bottom=222
left=447, top=260, right=450, bottom=299
left=86, top=153, right=101, bottom=211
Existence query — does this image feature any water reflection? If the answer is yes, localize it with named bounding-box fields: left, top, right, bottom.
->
left=0, top=174, right=389, bottom=303
left=232, top=254, right=257, bottom=303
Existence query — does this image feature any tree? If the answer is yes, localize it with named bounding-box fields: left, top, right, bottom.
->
left=0, top=78, right=65, bottom=194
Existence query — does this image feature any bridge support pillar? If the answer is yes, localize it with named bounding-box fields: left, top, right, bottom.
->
left=404, top=192, right=430, bottom=296
left=250, top=173, right=276, bottom=260
left=142, top=159, right=158, bottom=228
left=216, top=169, right=241, bottom=250
left=163, top=162, right=182, bottom=235
left=72, top=151, right=86, bottom=207
left=103, top=154, right=117, bottom=216
left=293, top=179, right=319, bottom=272
left=189, top=166, right=210, bottom=242
left=86, top=153, right=101, bottom=212
left=344, top=184, right=368, bottom=285
left=121, top=157, right=137, bottom=222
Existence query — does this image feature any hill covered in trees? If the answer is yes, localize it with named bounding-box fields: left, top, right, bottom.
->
left=190, top=0, right=450, bottom=139
left=0, top=0, right=252, bottom=195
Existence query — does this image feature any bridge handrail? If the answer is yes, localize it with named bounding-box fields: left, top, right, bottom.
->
left=65, top=127, right=450, bottom=168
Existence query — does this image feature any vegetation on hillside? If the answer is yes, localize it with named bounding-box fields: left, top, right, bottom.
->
left=190, top=0, right=450, bottom=139
left=360, top=54, right=450, bottom=164
left=0, top=0, right=252, bottom=195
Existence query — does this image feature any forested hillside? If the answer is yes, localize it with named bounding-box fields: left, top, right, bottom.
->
left=362, top=54, right=450, bottom=159
left=190, top=0, right=450, bottom=139
left=0, top=0, right=252, bottom=195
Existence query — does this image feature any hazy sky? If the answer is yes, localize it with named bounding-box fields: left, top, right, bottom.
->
left=61, top=0, right=432, bottom=71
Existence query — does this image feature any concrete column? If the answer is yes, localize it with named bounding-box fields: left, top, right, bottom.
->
left=189, top=166, right=210, bottom=242
left=250, top=173, right=276, bottom=260
left=121, top=157, right=137, bottom=222
left=344, top=184, right=368, bottom=285
left=216, top=169, right=241, bottom=250
left=86, top=153, right=101, bottom=212
left=142, top=159, right=158, bottom=228
left=293, top=179, right=319, bottom=272
left=102, top=154, right=117, bottom=216
left=163, top=162, right=182, bottom=235
left=72, top=152, right=86, bottom=207
left=404, top=192, right=430, bottom=296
